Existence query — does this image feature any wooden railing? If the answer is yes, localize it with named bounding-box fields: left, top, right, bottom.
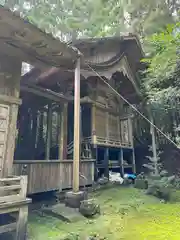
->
left=13, top=160, right=95, bottom=194
left=0, top=176, right=31, bottom=239
left=83, top=136, right=133, bottom=148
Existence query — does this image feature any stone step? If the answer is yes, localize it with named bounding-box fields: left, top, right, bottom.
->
left=42, top=203, right=86, bottom=222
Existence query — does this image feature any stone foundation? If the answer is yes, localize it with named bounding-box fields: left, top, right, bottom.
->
left=65, top=191, right=85, bottom=208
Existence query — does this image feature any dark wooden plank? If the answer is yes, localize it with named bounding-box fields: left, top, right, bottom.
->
left=0, top=198, right=31, bottom=210
left=16, top=205, right=28, bottom=240
left=0, top=185, right=20, bottom=191
left=0, top=222, right=16, bottom=234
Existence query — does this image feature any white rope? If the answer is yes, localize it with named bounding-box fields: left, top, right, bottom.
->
left=86, top=64, right=179, bottom=149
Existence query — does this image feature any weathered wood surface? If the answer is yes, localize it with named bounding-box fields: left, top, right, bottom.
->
left=13, top=161, right=61, bottom=194
left=91, top=106, right=133, bottom=148
left=0, top=176, right=31, bottom=240
left=91, top=105, right=133, bottom=148
left=13, top=160, right=95, bottom=194
left=0, top=6, right=79, bottom=69
left=0, top=104, right=10, bottom=177
left=0, top=56, right=22, bottom=177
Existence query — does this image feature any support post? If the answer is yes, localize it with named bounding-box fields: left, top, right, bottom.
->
left=104, top=148, right=109, bottom=178
left=16, top=205, right=28, bottom=240
left=93, top=146, right=98, bottom=181
left=59, top=105, right=64, bottom=161
left=120, top=148, right=124, bottom=176
left=128, top=117, right=136, bottom=173
left=30, top=108, right=38, bottom=160
left=73, top=58, right=81, bottom=193
left=91, top=104, right=97, bottom=145
left=106, top=109, right=109, bottom=141
left=45, top=103, right=52, bottom=160
left=150, top=116, right=158, bottom=175
left=132, top=149, right=136, bottom=173
left=63, top=103, right=68, bottom=159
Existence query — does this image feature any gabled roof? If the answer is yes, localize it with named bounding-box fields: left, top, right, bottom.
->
left=20, top=35, right=144, bottom=104
left=0, top=5, right=79, bottom=69
left=21, top=34, right=145, bottom=84
left=73, top=34, right=145, bottom=75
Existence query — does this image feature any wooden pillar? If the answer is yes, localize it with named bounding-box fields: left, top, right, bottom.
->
left=150, top=116, right=158, bottom=175
left=128, top=117, right=136, bottom=173
left=45, top=103, right=52, bottom=160
left=62, top=103, right=68, bottom=159
left=104, top=148, right=109, bottom=178
left=58, top=105, right=64, bottom=161
left=0, top=57, right=22, bottom=177
left=58, top=102, right=68, bottom=161
left=128, top=117, right=133, bottom=146
left=119, top=148, right=124, bottom=176
left=132, top=149, right=136, bottom=173
left=58, top=105, right=64, bottom=191
left=30, top=108, right=38, bottom=160
left=117, top=116, right=121, bottom=142
left=91, top=104, right=97, bottom=145
left=106, top=109, right=109, bottom=141
left=73, top=58, right=81, bottom=192
left=92, top=146, right=98, bottom=180
left=37, top=110, right=44, bottom=150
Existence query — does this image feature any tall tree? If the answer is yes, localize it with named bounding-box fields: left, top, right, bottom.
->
left=1, top=0, right=179, bottom=44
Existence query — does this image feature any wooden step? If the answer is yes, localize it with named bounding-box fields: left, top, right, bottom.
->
left=0, top=222, right=16, bottom=234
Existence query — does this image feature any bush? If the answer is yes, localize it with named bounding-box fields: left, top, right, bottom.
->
left=134, top=179, right=148, bottom=189
left=146, top=181, right=172, bottom=201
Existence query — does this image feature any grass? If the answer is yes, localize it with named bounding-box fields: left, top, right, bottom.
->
left=28, top=186, right=180, bottom=240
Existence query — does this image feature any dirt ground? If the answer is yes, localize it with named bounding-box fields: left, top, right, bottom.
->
left=28, top=186, right=180, bottom=240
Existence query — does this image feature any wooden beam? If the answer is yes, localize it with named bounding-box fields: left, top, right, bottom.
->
left=73, top=58, right=81, bottom=192
left=0, top=223, right=16, bottom=234
left=0, top=94, right=21, bottom=105
left=20, top=84, right=69, bottom=103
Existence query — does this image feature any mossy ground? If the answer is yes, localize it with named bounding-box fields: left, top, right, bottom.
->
left=28, top=186, right=180, bottom=240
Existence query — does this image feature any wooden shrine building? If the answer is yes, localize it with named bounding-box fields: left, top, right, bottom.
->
left=0, top=5, right=85, bottom=238
left=13, top=35, right=144, bottom=194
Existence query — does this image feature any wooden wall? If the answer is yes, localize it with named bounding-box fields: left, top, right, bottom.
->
left=92, top=105, right=133, bottom=147
left=0, top=56, right=22, bottom=177
left=13, top=160, right=95, bottom=194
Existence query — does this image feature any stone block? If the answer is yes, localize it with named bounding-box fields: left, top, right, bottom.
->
left=65, top=191, right=85, bottom=208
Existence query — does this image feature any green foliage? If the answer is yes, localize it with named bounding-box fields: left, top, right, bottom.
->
left=142, top=22, right=180, bottom=103
left=140, top=22, right=180, bottom=146
left=143, top=145, right=162, bottom=175
left=1, top=0, right=179, bottom=41
left=29, top=187, right=180, bottom=240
